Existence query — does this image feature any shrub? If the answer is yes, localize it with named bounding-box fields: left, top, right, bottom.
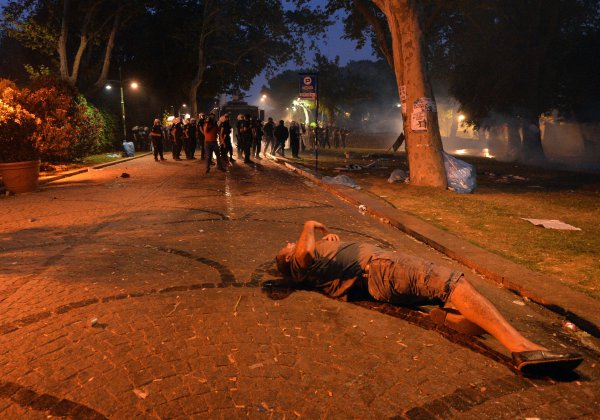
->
left=21, top=78, right=107, bottom=163
left=0, top=81, right=40, bottom=163
left=1, top=76, right=110, bottom=164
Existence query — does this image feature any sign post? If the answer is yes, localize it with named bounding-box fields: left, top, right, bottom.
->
left=299, top=73, right=318, bottom=171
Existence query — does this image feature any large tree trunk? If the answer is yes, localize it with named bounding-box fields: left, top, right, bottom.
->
left=374, top=0, right=446, bottom=188
left=94, top=9, right=122, bottom=90
left=189, top=52, right=205, bottom=117
left=58, top=0, right=71, bottom=82
left=189, top=0, right=218, bottom=116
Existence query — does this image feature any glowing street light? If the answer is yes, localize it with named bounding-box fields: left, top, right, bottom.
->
left=105, top=66, right=139, bottom=141
left=458, top=114, right=466, bottom=122
left=260, top=94, right=267, bottom=102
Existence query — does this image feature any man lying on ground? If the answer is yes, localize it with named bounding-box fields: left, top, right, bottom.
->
left=275, top=220, right=583, bottom=374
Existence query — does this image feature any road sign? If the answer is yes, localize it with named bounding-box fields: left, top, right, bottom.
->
left=299, top=74, right=317, bottom=100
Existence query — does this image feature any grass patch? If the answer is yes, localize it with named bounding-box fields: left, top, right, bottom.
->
left=294, top=145, right=600, bottom=300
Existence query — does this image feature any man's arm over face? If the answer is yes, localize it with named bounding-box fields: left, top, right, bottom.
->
left=293, top=221, right=329, bottom=269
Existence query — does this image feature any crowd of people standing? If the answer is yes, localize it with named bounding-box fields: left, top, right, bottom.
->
left=147, top=113, right=351, bottom=174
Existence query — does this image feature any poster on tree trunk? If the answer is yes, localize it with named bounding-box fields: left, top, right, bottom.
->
left=399, top=85, right=407, bottom=112
left=413, top=97, right=437, bottom=113
left=411, top=109, right=428, bottom=132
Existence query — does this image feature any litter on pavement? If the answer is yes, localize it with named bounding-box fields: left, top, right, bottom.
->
left=522, top=218, right=581, bottom=231
left=322, top=175, right=361, bottom=189
left=387, top=169, right=408, bottom=183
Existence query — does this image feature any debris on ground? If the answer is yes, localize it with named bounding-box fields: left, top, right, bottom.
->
left=563, top=321, right=579, bottom=331
left=387, top=169, right=408, bottom=184
left=522, top=218, right=581, bottom=231
left=322, top=175, right=361, bottom=189
left=358, top=204, right=367, bottom=213
left=133, top=389, right=148, bottom=399
left=444, top=152, right=477, bottom=193
left=335, top=164, right=363, bottom=171
left=120, top=172, right=131, bottom=178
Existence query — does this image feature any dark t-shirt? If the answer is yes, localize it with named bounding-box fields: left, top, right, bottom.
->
left=150, top=124, right=163, bottom=138
left=289, top=241, right=380, bottom=299
left=264, top=121, right=275, bottom=137
left=274, top=125, right=289, bottom=142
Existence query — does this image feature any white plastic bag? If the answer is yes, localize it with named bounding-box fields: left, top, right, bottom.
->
left=322, top=175, right=360, bottom=189
left=122, top=141, right=135, bottom=157
left=443, top=152, right=476, bottom=193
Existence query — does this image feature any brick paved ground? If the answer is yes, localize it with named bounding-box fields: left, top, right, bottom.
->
left=0, top=156, right=598, bottom=418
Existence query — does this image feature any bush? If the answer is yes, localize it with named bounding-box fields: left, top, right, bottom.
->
left=97, top=107, right=120, bottom=152
left=1, top=76, right=114, bottom=163
left=0, top=80, right=40, bottom=163
left=21, top=77, right=108, bottom=163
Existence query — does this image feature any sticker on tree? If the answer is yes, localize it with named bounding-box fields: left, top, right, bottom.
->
left=411, top=109, right=428, bottom=132
left=413, top=97, right=437, bottom=113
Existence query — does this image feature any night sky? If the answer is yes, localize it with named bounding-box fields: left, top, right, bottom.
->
left=0, top=0, right=375, bottom=102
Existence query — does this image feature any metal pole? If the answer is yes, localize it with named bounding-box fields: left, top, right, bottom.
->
left=119, top=66, right=127, bottom=141
left=315, top=74, right=319, bottom=172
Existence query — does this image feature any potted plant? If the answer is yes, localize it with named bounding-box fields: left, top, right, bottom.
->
left=0, top=82, right=41, bottom=194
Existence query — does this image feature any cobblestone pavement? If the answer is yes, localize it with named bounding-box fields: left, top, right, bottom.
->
left=1, top=156, right=598, bottom=419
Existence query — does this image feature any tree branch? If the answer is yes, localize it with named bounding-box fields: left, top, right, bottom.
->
left=352, top=0, right=394, bottom=70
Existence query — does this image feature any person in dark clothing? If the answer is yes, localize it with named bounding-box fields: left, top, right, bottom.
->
left=182, top=118, right=190, bottom=159
left=219, top=113, right=234, bottom=163
left=149, top=119, right=166, bottom=161
left=252, top=118, right=264, bottom=159
left=239, top=114, right=254, bottom=163
left=263, top=117, right=275, bottom=156
left=235, top=114, right=244, bottom=159
left=300, top=123, right=307, bottom=151
left=184, top=118, right=198, bottom=159
left=170, top=117, right=184, bottom=160
left=289, top=121, right=301, bottom=158
left=322, top=124, right=332, bottom=148
left=340, top=128, right=349, bottom=148
left=273, top=120, right=289, bottom=157
left=275, top=221, right=584, bottom=375
left=197, top=113, right=206, bottom=160
left=203, top=113, right=225, bottom=173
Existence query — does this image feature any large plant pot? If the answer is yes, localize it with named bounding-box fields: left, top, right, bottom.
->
left=0, top=160, right=40, bottom=194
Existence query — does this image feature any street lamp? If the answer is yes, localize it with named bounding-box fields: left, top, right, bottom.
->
left=105, top=66, right=139, bottom=141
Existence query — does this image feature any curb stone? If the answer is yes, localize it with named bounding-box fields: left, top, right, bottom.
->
left=41, top=152, right=153, bottom=183
left=0, top=153, right=153, bottom=195
left=270, top=156, right=600, bottom=338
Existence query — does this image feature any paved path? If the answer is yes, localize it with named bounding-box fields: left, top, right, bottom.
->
left=0, top=156, right=598, bottom=418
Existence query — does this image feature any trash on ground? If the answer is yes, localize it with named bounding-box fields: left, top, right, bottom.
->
left=322, top=175, right=361, bottom=189
left=512, top=300, right=526, bottom=306
left=90, top=318, right=98, bottom=327
left=122, top=141, right=135, bottom=157
left=106, top=153, right=120, bottom=158
left=387, top=169, right=408, bottom=183
left=358, top=204, right=367, bottom=213
left=444, top=151, right=477, bottom=193
left=335, top=164, right=363, bottom=171
left=120, top=172, right=130, bottom=178
left=563, top=321, right=579, bottom=331
left=522, top=218, right=581, bottom=231
left=133, top=389, right=148, bottom=399
left=495, top=174, right=530, bottom=183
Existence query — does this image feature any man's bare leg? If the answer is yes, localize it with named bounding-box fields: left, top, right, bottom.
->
left=447, top=279, right=546, bottom=353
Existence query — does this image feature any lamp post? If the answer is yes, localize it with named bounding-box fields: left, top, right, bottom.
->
left=105, top=66, right=139, bottom=141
